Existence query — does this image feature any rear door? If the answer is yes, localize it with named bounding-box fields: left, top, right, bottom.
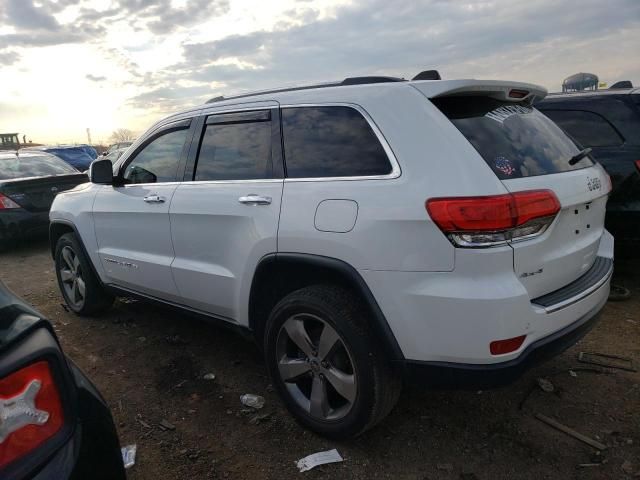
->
left=169, top=105, right=284, bottom=321
left=432, top=95, right=611, bottom=299
left=93, top=119, right=193, bottom=301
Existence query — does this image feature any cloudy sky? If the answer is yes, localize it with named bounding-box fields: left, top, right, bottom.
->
left=0, top=0, right=638, bottom=144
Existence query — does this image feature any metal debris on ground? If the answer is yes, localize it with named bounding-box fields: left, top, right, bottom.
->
left=569, top=370, right=577, bottom=377
left=240, top=394, right=265, bottom=409
left=158, top=419, right=176, bottom=431
left=296, top=449, right=343, bottom=472
left=249, top=412, right=272, bottom=425
left=121, top=444, right=137, bottom=469
left=537, top=377, right=555, bottom=393
left=535, top=413, right=607, bottom=450
left=203, top=373, right=216, bottom=380
left=578, top=352, right=636, bottom=372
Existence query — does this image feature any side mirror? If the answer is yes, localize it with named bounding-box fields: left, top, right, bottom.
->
left=89, top=159, right=114, bottom=184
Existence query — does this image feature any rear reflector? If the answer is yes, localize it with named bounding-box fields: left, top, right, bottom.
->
left=426, top=190, right=560, bottom=247
left=0, top=193, right=20, bottom=210
left=635, top=160, right=640, bottom=173
left=0, top=361, right=64, bottom=469
left=490, top=335, right=526, bottom=355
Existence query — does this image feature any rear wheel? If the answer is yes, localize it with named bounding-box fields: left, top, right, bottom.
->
left=264, top=285, right=401, bottom=438
left=55, top=233, right=113, bottom=315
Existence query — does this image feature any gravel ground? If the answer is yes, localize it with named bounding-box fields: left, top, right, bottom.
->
left=1, top=238, right=638, bottom=480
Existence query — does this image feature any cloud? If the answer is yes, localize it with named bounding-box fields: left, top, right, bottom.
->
left=168, top=0, right=639, bottom=92
left=0, top=0, right=61, bottom=32
left=0, top=50, right=19, bottom=65
left=86, top=74, right=107, bottom=82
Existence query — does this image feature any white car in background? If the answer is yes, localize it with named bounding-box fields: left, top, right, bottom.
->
left=49, top=72, right=613, bottom=438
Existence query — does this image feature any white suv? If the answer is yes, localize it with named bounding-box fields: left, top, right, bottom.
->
left=50, top=73, right=613, bottom=438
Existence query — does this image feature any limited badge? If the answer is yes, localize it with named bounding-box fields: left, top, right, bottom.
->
left=494, top=156, right=515, bottom=176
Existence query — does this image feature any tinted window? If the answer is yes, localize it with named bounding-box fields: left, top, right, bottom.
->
left=123, top=128, right=188, bottom=184
left=433, top=96, right=594, bottom=180
left=282, top=106, right=392, bottom=178
left=0, top=154, right=77, bottom=180
left=540, top=110, right=624, bottom=147
left=194, top=118, right=272, bottom=181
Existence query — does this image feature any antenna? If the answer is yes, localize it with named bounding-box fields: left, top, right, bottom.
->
left=86, top=128, right=92, bottom=145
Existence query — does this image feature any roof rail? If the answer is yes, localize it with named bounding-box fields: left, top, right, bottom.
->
left=204, top=75, right=409, bottom=104
left=340, top=76, right=405, bottom=85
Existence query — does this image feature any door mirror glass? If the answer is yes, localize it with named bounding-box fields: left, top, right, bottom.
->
left=89, top=159, right=114, bottom=184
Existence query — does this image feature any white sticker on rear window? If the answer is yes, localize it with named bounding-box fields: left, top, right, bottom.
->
left=485, top=105, right=533, bottom=124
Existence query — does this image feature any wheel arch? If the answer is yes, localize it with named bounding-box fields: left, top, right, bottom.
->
left=49, top=220, right=105, bottom=288
left=248, top=253, right=404, bottom=361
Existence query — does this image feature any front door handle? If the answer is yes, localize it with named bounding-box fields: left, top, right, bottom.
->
left=238, top=194, right=272, bottom=205
left=143, top=194, right=165, bottom=203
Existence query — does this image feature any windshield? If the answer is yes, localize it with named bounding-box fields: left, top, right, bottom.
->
left=432, top=96, right=594, bottom=180
left=0, top=154, right=78, bottom=180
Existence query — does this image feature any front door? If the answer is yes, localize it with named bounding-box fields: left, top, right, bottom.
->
left=93, top=120, right=192, bottom=301
left=169, top=106, right=284, bottom=322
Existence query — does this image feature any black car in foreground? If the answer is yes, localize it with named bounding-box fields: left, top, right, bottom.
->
left=536, top=87, right=640, bottom=242
left=0, top=282, right=125, bottom=479
left=0, top=151, right=88, bottom=249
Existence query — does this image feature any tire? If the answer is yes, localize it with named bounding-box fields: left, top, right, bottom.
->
left=264, top=285, right=401, bottom=438
left=55, top=232, right=114, bottom=315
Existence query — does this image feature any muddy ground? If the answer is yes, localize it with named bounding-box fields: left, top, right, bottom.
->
left=1, top=238, right=638, bottom=479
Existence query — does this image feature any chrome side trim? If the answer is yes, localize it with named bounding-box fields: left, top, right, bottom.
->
left=536, top=261, right=613, bottom=313
left=280, top=102, right=402, bottom=182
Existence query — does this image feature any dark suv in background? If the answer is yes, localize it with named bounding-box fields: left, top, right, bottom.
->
left=536, top=87, right=640, bottom=243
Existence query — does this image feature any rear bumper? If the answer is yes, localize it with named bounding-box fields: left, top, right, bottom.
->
left=402, top=294, right=606, bottom=388
left=0, top=210, right=49, bottom=243
left=361, top=230, right=614, bottom=368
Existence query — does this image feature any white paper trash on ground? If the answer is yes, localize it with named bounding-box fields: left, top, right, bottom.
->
left=296, top=449, right=343, bottom=472
left=121, top=444, right=137, bottom=469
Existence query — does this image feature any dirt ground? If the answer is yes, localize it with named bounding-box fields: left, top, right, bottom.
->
left=1, top=238, right=638, bottom=479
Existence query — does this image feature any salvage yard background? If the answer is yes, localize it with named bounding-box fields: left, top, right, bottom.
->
left=1, top=239, right=638, bottom=479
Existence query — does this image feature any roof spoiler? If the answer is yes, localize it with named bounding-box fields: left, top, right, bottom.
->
left=413, top=79, right=547, bottom=103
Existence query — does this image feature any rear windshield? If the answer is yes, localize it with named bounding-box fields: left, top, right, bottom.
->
left=432, top=96, right=594, bottom=179
left=0, top=154, right=78, bottom=180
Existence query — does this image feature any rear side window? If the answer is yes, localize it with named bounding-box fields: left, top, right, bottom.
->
left=194, top=111, right=272, bottom=181
left=0, top=154, right=77, bottom=180
left=433, top=96, right=594, bottom=180
left=281, top=106, right=392, bottom=178
left=540, top=110, right=624, bottom=147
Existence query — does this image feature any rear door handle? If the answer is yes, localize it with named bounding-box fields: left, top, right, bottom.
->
left=238, top=194, right=272, bottom=205
left=143, top=194, right=165, bottom=203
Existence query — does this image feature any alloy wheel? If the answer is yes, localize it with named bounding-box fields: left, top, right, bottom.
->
left=276, top=313, right=357, bottom=421
left=59, top=246, right=86, bottom=309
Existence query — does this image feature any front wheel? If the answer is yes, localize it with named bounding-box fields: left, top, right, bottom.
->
left=55, top=233, right=113, bottom=315
left=264, top=285, right=401, bottom=438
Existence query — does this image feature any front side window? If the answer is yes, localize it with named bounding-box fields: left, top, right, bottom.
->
left=194, top=113, right=272, bottom=181
left=122, top=128, right=188, bottom=184
left=540, top=110, right=624, bottom=148
left=281, top=106, right=392, bottom=178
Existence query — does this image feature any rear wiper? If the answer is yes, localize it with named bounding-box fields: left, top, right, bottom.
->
left=568, top=147, right=592, bottom=166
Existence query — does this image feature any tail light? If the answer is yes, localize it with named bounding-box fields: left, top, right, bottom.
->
left=426, top=190, right=560, bottom=248
left=0, top=361, right=64, bottom=469
left=0, top=193, right=20, bottom=210
left=635, top=160, right=640, bottom=173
